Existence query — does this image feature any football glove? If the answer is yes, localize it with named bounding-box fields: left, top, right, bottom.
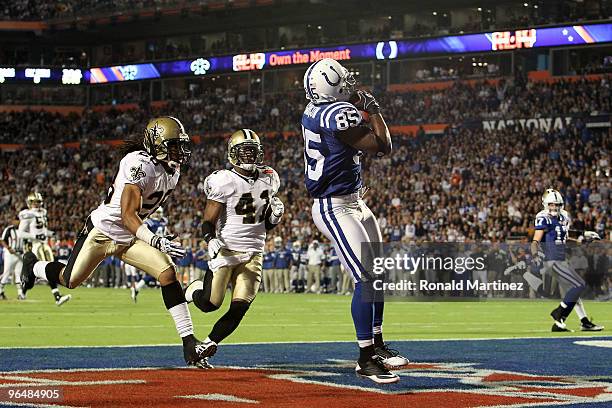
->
left=151, top=235, right=186, bottom=258
left=269, top=196, right=284, bottom=224
left=532, top=250, right=545, bottom=267
left=351, top=90, right=381, bottom=115
left=207, top=238, right=224, bottom=260
left=580, top=231, right=601, bottom=243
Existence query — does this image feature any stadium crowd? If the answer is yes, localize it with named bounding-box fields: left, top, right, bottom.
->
left=1, top=75, right=610, bottom=145
left=0, top=76, right=610, bottom=298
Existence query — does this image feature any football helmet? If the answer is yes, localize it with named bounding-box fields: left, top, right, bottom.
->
left=151, top=207, right=164, bottom=221
left=303, top=58, right=355, bottom=104
left=228, top=129, right=264, bottom=172
left=143, top=116, right=191, bottom=166
left=542, top=188, right=564, bottom=216
left=26, top=192, right=43, bottom=209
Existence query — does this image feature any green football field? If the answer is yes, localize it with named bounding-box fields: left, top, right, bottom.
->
left=0, top=286, right=610, bottom=347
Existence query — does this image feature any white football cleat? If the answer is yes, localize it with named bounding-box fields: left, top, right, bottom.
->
left=375, top=344, right=410, bottom=370
left=56, top=294, right=72, bottom=306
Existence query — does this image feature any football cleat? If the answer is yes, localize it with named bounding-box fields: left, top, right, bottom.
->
left=184, top=280, right=203, bottom=303
left=0, top=293, right=6, bottom=300
left=131, top=288, right=138, bottom=303
left=552, top=322, right=572, bottom=332
left=183, top=337, right=217, bottom=367
left=56, top=294, right=72, bottom=306
left=17, top=294, right=26, bottom=300
left=580, top=319, right=604, bottom=332
left=355, top=356, right=400, bottom=384
left=193, top=357, right=214, bottom=369
left=375, top=344, right=410, bottom=370
left=550, top=306, right=568, bottom=329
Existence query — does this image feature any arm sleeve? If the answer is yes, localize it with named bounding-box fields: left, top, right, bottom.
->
left=204, top=172, right=233, bottom=203
left=1, top=227, right=9, bottom=243
left=18, top=213, right=35, bottom=240
left=321, top=102, right=363, bottom=133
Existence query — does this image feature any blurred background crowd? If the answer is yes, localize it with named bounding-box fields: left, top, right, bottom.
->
left=0, top=75, right=609, bottom=299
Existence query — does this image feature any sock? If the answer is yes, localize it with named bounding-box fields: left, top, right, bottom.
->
left=359, top=344, right=375, bottom=363
left=352, top=282, right=374, bottom=351
left=208, top=301, right=251, bottom=344
left=575, top=299, right=587, bottom=320
left=162, top=281, right=194, bottom=338
left=17, top=286, right=23, bottom=296
left=373, top=326, right=384, bottom=347
left=33, top=261, right=50, bottom=280
left=168, top=303, right=194, bottom=338
left=136, top=279, right=147, bottom=291
left=51, top=288, right=61, bottom=301
left=0, top=283, right=4, bottom=294
left=45, top=262, right=64, bottom=286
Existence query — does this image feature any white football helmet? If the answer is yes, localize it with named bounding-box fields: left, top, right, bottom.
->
left=542, top=188, right=564, bottom=216
left=303, top=58, right=355, bottom=104
left=151, top=206, right=164, bottom=221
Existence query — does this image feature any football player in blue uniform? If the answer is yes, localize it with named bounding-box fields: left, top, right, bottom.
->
left=302, top=58, right=408, bottom=384
left=289, top=241, right=303, bottom=292
left=532, top=189, right=603, bottom=332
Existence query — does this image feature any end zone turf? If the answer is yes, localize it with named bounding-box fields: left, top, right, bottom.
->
left=1, top=338, right=611, bottom=407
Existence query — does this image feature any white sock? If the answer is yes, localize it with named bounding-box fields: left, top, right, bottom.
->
left=358, top=339, right=374, bottom=348
left=136, top=279, right=147, bottom=291
left=33, top=261, right=50, bottom=280
left=205, top=336, right=215, bottom=344
left=575, top=299, right=587, bottom=319
left=168, top=303, right=194, bottom=338
left=51, top=288, right=59, bottom=295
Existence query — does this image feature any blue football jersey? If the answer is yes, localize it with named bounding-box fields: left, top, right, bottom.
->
left=145, top=217, right=168, bottom=236
left=534, top=210, right=570, bottom=261
left=302, top=101, right=364, bottom=198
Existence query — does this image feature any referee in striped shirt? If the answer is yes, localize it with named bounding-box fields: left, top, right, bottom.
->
left=1, top=215, right=24, bottom=300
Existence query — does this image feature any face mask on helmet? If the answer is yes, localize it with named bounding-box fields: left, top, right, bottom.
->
left=231, top=142, right=263, bottom=172
left=164, top=138, right=192, bottom=166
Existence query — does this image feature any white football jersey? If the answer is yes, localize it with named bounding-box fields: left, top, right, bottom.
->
left=90, top=150, right=180, bottom=244
left=18, top=207, right=49, bottom=243
left=205, top=166, right=280, bottom=253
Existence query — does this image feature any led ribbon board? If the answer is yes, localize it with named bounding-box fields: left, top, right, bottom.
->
left=5, top=23, right=605, bottom=84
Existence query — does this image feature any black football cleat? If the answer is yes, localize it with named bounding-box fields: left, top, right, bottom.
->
left=183, top=337, right=217, bottom=368
left=580, top=318, right=604, bottom=332
left=193, top=357, right=214, bottom=369
left=550, top=305, right=569, bottom=331
left=375, top=344, right=410, bottom=370
left=552, top=322, right=572, bottom=332
left=21, top=252, right=38, bottom=295
left=355, top=356, right=400, bottom=384
left=0, top=293, right=7, bottom=300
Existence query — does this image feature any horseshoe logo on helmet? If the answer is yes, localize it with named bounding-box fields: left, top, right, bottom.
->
left=321, top=66, right=341, bottom=86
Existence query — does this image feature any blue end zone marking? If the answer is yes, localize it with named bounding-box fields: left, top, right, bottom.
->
left=1, top=337, right=611, bottom=377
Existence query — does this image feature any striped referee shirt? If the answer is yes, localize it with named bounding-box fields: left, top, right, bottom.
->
left=1, top=225, right=23, bottom=253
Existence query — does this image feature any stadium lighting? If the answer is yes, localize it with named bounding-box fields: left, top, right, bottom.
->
left=477, top=7, right=482, bottom=12
left=432, top=11, right=437, bottom=16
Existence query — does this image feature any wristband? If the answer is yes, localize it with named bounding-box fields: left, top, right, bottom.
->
left=136, top=224, right=156, bottom=245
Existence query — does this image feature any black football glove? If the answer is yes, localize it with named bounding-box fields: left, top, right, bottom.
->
left=352, top=90, right=381, bottom=115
